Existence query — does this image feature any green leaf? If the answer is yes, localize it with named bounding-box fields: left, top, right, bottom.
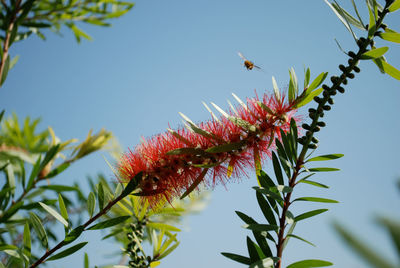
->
left=47, top=242, right=88, bottom=261
left=180, top=168, right=208, bottom=199
left=283, top=222, right=296, bottom=250
left=367, top=4, right=376, bottom=38
left=380, top=61, right=400, bottom=81
left=205, top=140, right=246, bottom=153
left=256, top=192, right=277, bottom=225
left=29, top=212, right=48, bottom=248
left=360, top=47, right=389, bottom=60
left=304, top=68, right=311, bottom=88
left=287, top=259, right=333, bottom=268
left=5, top=164, right=15, bottom=196
left=88, top=216, right=131, bottom=230
left=10, top=55, right=20, bottom=69
left=294, top=197, right=339, bottom=203
left=40, top=184, right=77, bottom=192
left=27, top=155, right=41, bottom=189
left=243, top=224, right=279, bottom=232
left=121, top=172, right=141, bottom=198
left=308, top=72, right=328, bottom=92
left=221, top=252, right=251, bottom=265
left=247, top=236, right=261, bottom=262
left=64, top=226, right=84, bottom=244
left=333, top=222, right=393, bottom=268
left=379, top=32, right=400, bottom=43
left=253, top=187, right=283, bottom=202
left=97, top=183, right=104, bottom=210
left=157, top=241, right=180, bottom=260
left=299, top=180, right=329, bottom=189
left=287, top=234, right=315, bottom=247
left=84, top=252, right=89, bottom=268
left=295, top=88, right=323, bottom=108
left=45, top=163, right=70, bottom=179
left=331, top=2, right=364, bottom=30
left=308, top=167, right=340, bottom=172
left=389, top=0, right=400, bottom=12
left=166, top=147, right=206, bottom=155
left=147, top=222, right=181, bottom=232
left=23, top=222, right=31, bottom=255
left=295, top=209, right=329, bottom=222
left=1, top=201, right=23, bottom=222
left=87, top=192, right=96, bottom=217
left=58, top=194, right=68, bottom=224
left=324, top=0, right=356, bottom=39
left=39, top=202, right=68, bottom=227
left=307, top=154, right=344, bottom=162
left=377, top=218, right=400, bottom=255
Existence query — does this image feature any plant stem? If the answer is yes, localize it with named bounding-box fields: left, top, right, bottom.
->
left=29, top=187, right=131, bottom=268
left=274, top=5, right=390, bottom=268
left=0, top=0, right=21, bottom=86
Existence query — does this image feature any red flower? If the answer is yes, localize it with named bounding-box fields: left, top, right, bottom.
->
left=117, top=90, right=301, bottom=207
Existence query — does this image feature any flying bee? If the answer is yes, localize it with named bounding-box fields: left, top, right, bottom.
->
left=238, top=52, right=262, bottom=71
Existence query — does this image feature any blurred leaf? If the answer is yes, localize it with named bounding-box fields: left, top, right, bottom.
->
left=389, top=0, right=400, bottom=12
left=1, top=201, right=23, bottom=222
left=307, top=154, right=344, bottom=162
left=47, top=242, right=88, bottom=261
left=45, top=162, right=70, bottom=179
left=157, top=241, right=180, bottom=260
left=40, top=185, right=77, bottom=192
left=294, top=197, right=338, bottom=203
left=0, top=55, right=10, bottom=86
left=39, top=202, right=68, bottom=227
left=98, top=183, right=104, bottom=210
left=84, top=252, right=89, bottom=268
left=221, top=252, right=251, bottom=265
left=27, top=155, right=41, bottom=189
left=147, top=222, right=181, bottom=232
left=29, top=212, right=48, bottom=248
left=287, top=259, right=333, bottom=268
left=23, top=222, right=31, bottom=255
left=333, top=222, right=394, bottom=268
left=377, top=218, right=400, bottom=255
left=205, top=140, right=246, bottom=153
left=88, top=216, right=130, bottom=230
left=295, top=209, right=328, bottom=222
left=87, top=192, right=96, bottom=217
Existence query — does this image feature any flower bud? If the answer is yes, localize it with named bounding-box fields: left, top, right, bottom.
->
left=328, top=98, right=334, bottom=105
left=302, top=124, right=311, bottom=130
left=311, top=137, right=319, bottom=143
left=308, top=143, right=318, bottom=149
left=338, top=87, right=345, bottom=93
left=354, top=66, right=360, bottom=73
left=322, top=105, right=331, bottom=111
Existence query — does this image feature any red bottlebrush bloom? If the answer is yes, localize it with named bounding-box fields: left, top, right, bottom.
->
left=117, top=89, right=301, bottom=207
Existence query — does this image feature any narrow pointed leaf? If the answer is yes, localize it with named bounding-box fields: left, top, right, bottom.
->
left=308, top=72, right=328, bottom=92
left=84, top=253, right=89, bottom=268
left=295, top=88, right=323, bottom=108
left=295, top=209, right=329, bottom=222
left=381, top=61, right=400, bottom=81
left=283, top=222, right=297, bottom=249
left=121, top=172, right=141, bottom=198
left=254, top=147, right=262, bottom=177
left=206, top=140, right=245, bottom=153
left=256, top=192, right=277, bottom=225
left=243, top=224, right=279, bottom=232
left=367, top=4, right=376, bottom=38
left=97, top=183, right=104, bottom=210
left=294, top=197, right=338, bottom=203
left=221, top=252, right=251, bottom=265
left=271, top=153, right=284, bottom=185
left=287, top=234, right=315, bottom=247
left=39, top=202, right=68, bottom=227
left=379, top=32, right=400, bottom=43
left=287, top=259, right=333, bottom=268
left=23, top=223, right=31, bottom=255
left=180, top=168, right=208, bottom=199
left=29, top=212, right=48, bottom=248
left=147, top=222, right=181, bottom=232
left=45, top=162, right=70, bottom=179
left=253, top=187, right=283, bottom=202
left=389, top=0, right=400, bottom=12
left=308, top=167, right=340, bottom=172
left=87, top=192, right=96, bottom=217
left=247, top=236, right=260, bottom=262
left=333, top=222, right=393, bottom=268
left=360, top=47, right=389, bottom=60
left=64, top=226, right=84, bottom=244
left=377, top=218, right=400, bottom=255
left=88, top=216, right=131, bottom=230
left=299, top=180, right=329, bottom=188
left=47, top=242, right=88, bottom=261
left=307, top=154, right=344, bottom=162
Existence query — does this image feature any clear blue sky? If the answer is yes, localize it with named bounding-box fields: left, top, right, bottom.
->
left=1, top=0, right=400, bottom=267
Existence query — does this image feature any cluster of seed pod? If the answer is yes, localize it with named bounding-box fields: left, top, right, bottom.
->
left=127, top=219, right=149, bottom=268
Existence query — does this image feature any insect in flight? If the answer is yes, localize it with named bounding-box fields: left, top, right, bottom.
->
left=238, top=52, right=262, bottom=71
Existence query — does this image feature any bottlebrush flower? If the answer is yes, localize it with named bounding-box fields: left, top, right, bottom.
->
left=117, top=89, right=301, bottom=207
